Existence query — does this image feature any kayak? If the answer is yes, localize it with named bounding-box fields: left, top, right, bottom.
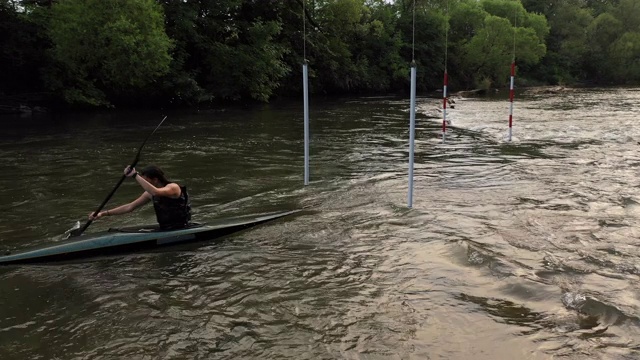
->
left=0, top=210, right=299, bottom=265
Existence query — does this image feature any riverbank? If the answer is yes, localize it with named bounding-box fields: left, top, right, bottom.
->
left=0, top=93, right=52, bottom=115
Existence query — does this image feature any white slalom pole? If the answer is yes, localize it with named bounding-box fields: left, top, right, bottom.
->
left=508, top=61, right=515, bottom=142
left=442, top=70, right=448, bottom=142
left=408, top=63, right=417, bottom=208
left=508, top=9, right=516, bottom=142
left=303, top=62, right=310, bottom=185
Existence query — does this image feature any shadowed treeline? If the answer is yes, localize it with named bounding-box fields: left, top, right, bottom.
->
left=1, top=0, right=639, bottom=109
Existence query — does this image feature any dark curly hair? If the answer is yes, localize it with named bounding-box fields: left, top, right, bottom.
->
left=139, top=165, right=171, bottom=186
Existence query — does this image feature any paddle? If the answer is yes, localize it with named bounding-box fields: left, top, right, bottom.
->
left=67, top=116, right=168, bottom=238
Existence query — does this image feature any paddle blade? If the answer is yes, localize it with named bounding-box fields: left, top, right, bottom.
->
left=64, top=221, right=81, bottom=239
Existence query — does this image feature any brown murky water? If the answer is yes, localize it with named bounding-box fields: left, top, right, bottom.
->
left=1, top=88, right=639, bottom=359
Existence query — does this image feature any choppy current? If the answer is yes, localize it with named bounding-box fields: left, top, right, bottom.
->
left=0, top=87, right=639, bottom=359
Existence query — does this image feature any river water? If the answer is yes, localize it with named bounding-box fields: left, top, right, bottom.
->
left=0, top=87, right=639, bottom=359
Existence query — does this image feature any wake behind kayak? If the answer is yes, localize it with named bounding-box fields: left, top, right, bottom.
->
left=0, top=210, right=298, bottom=265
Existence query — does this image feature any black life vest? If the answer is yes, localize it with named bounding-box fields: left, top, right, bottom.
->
left=152, top=185, right=191, bottom=230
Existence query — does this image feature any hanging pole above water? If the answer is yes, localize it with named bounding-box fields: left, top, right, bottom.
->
left=302, top=0, right=310, bottom=185
left=442, top=70, right=448, bottom=142
left=508, top=61, right=515, bottom=142
left=508, top=8, right=517, bottom=142
left=408, top=63, right=417, bottom=208
left=407, top=0, right=417, bottom=208
left=442, top=1, right=450, bottom=143
left=303, top=62, right=310, bottom=185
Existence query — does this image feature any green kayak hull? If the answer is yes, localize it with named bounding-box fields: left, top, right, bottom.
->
left=0, top=210, right=298, bottom=265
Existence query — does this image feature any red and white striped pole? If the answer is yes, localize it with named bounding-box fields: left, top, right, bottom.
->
left=508, top=61, right=515, bottom=142
left=442, top=70, right=448, bottom=142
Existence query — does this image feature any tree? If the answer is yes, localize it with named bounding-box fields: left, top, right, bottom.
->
left=46, top=0, right=173, bottom=106
left=585, top=12, right=623, bottom=82
left=611, top=0, right=640, bottom=32
left=452, top=0, right=547, bottom=88
left=546, top=2, right=592, bottom=83
left=0, top=0, right=49, bottom=94
left=159, top=0, right=289, bottom=104
left=356, top=2, right=406, bottom=91
left=609, top=32, right=640, bottom=83
left=308, top=0, right=368, bottom=92
left=395, top=1, right=448, bottom=91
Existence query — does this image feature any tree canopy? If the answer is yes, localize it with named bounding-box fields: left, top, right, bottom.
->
left=0, top=0, right=638, bottom=108
left=45, top=0, right=173, bottom=106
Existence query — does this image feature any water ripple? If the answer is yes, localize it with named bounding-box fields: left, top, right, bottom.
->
left=1, top=90, right=640, bottom=359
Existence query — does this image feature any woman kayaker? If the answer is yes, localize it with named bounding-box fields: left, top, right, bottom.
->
left=88, top=165, right=192, bottom=230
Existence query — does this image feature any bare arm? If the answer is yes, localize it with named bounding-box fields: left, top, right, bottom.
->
left=89, top=192, right=151, bottom=220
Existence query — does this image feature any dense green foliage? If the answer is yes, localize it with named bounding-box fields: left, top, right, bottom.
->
left=46, top=0, right=173, bottom=106
left=0, top=0, right=639, bottom=108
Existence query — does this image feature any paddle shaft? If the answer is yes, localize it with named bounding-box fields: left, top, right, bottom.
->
left=72, top=116, right=167, bottom=237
